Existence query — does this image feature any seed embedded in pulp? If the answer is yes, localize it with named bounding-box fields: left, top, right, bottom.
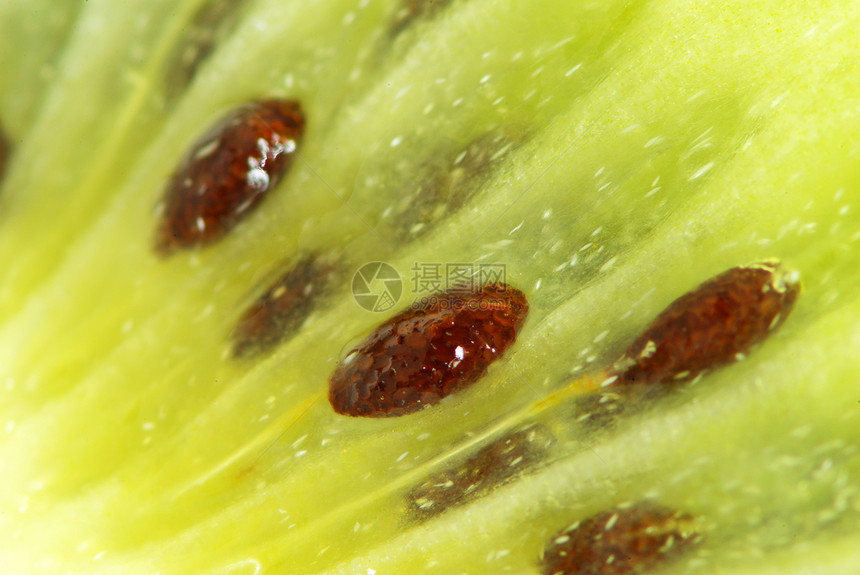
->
left=610, top=261, right=800, bottom=387
left=329, top=283, right=529, bottom=417
left=541, top=503, right=700, bottom=575
left=0, top=120, right=9, bottom=183
left=408, top=425, right=554, bottom=519
left=232, top=254, right=339, bottom=358
left=154, top=99, right=305, bottom=254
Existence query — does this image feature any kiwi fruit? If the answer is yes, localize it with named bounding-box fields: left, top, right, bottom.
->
left=1, top=1, right=859, bottom=574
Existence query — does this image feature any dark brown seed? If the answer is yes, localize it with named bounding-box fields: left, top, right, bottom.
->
left=164, top=0, right=246, bottom=104
left=389, top=0, right=453, bottom=37
left=232, top=254, right=339, bottom=358
left=389, top=129, right=517, bottom=240
left=329, top=283, right=529, bottom=417
left=154, top=99, right=304, bottom=255
left=541, top=503, right=701, bottom=575
left=0, top=120, right=9, bottom=183
left=408, top=425, right=554, bottom=520
left=610, top=261, right=800, bottom=387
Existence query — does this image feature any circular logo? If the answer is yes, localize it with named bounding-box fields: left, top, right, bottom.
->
left=352, top=262, right=402, bottom=312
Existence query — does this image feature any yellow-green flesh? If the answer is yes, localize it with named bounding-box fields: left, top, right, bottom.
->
left=1, top=0, right=859, bottom=573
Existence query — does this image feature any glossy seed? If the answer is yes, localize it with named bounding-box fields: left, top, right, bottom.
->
left=610, top=261, right=800, bottom=387
left=232, top=254, right=339, bottom=358
left=408, top=425, right=554, bottom=520
left=541, top=503, right=700, bottom=575
left=329, top=283, right=529, bottom=417
left=154, top=99, right=304, bottom=254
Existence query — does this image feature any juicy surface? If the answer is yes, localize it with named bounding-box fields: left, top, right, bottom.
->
left=1, top=1, right=860, bottom=574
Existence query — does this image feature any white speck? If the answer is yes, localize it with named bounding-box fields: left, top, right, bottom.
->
left=492, top=97, right=505, bottom=106
left=555, top=262, right=567, bottom=272
left=605, top=513, right=619, bottom=530
left=423, top=103, right=435, bottom=115
left=535, top=279, right=542, bottom=290
left=598, top=182, right=611, bottom=192
left=396, top=452, right=409, bottom=462
left=593, top=330, right=609, bottom=343
left=452, top=97, right=464, bottom=107
left=645, top=187, right=661, bottom=197
left=531, top=66, right=544, bottom=78
left=367, top=569, right=377, bottom=575
left=196, top=217, right=205, bottom=231
left=554, top=535, right=571, bottom=545
left=508, top=221, right=524, bottom=235
left=343, top=11, right=356, bottom=25
left=511, top=50, right=523, bottom=62
left=390, top=136, right=403, bottom=147
left=93, top=552, right=105, bottom=561
left=689, top=162, right=714, bottom=180
left=480, top=74, right=492, bottom=84
left=291, top=435, right=308, bottom=449
left=644, top=136, right=664, bottom=148
left=600, top=375, right=619, bottom=387
left=595, top=166, right=605, bottom=177
left=579, top=242, right=593, bottom=252
left=569, top=254, right=578, bottom=267
left=482, top=51, right=492, bottom=59
left=591, top=227, right=603, bottom=237
left=599, top=257, right=617, bottom=272
left=839, top=205, right=850, bottom=216
left=454, top=346, right=465, bottom=361
left=142, top=422, right=155, bottom=431
left=565, top=63, right=582, bottom=76
left=834, top=188, right=845, bottom=201
left=417, top=433, right=431, bottom=441
left=622, top=123, right=640, bottom=134
left=395, top=86, right=411, bottom=100
left=554, top=36, right=575, bottom=49
left=686, top=90, right=706, bottom=103
left=771, top=92, right=788, bottom=108
left=121, top=320, right=134, bottom=333
left=5, top=421, right=15, bottom=433
left=543, top=209, right=552, bottom=219
left=295, top=450, right=307, bottom=458
left=523, top=89, right=537, bottom=101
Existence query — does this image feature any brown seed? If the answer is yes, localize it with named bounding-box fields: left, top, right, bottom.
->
left=329, top=283, right=529, bottom=417
left=154, top=99, right=304, bottom=254
left=389, top=0, right=453, bottom=37
left=164, top=0, right=245, bottom=105
left=610, top=261, right=800, bottom=387
left=232, top=254, right=339, bottom=358
left=541, top=503, right=700, bottom=575
left=386, top=129, right=517, bottom=240
left=0, top=120, right=9, bottom=183
left=408, top=425, right=554, bottom=520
